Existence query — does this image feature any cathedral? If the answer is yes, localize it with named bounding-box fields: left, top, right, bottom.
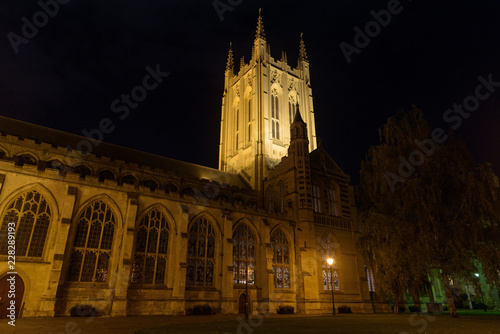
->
left=0, top=12, right=373, bottom=318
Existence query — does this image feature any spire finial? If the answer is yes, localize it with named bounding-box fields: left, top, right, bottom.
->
left=226, top=42, right=234, bottom=75
left=298, top=32, right=308, bottom=63
left=255, top=9, right=265, bottom=40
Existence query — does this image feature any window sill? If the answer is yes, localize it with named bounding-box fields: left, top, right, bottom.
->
left=185, top=285, right=218, bottom=291
left=0, top=255, right=51, bottom=264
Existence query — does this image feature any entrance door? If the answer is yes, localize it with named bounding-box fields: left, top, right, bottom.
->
left=238, top=294, right=246, bottom=314
left=0, top=274, right=25, bottom=319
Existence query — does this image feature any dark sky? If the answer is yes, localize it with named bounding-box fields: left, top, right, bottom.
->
left=1, top=0, right=499, bottom=184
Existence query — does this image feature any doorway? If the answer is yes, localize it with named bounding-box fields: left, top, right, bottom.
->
left=0, top=274, right=25, bottom=319
left=238, top=293, right=247, bottom=314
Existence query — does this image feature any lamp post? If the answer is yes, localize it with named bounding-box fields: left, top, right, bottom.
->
left=327, top=258, right=336, bottom=316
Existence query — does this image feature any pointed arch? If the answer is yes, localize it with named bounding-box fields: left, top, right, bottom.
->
left=288, top=91, right=299, bottom=125
left=97, top=169, right=115, bottom=182
left=121, top=174, right=137, bottom=186
left=45, top=159, right=66, bottom=173
left=71, top=164, right=93, bottom=178
left=142, top=178, right=159, bottom=192
left=232, top=220, right=257, bottom=285
left=66, top=197, right=118, bottom=282
left=163, top=182, right=178, bottom=194
left=270, top=87, right=280, bottom=140
left=185, top=213, right=219, bottom=287
left=320, top=232, right=340, bottom=291
left=130, top=205, right=173, bottom=285
left=277, top=179, right=285, bottom=213
left=14, top=152, right=38, bottom=167
left=0, top=185, right=56, bottom=258
left=0, top=146, right=8, bottom=159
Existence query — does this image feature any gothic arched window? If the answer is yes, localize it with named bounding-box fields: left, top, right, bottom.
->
left=15, top=154, right=37, bottom=167
left=271, top=229, right=290, bottom=289
left=266, top=185, right=274, bottom=212
left=143, top=179, right=159, bottom=192
left=247, top=98, right=252, bottom=143
left=186, top=216, right=216, bottom=286
left=236, top=108, right=240, bottom=150
left=278, top=180, right=285, bottom=213
left=321, top=234, right=339, bottom=291
left=66, top=201, right=115, bottom=282
left=121, top=174, right=137, bottom=186
left=0, top=190, right=51, bottom=257
left=131, top=209, right=169, bottom=285
left=312, top=184, right=321, bottom=213
left=327, top=187, right=338, bottom=216
left=271, top=91, right=280, bottom=139
left=288, top=97, right=297, bottom=124
left=73, top=165, right=92, bottom=178
left=233, top=223, right=256, bottom=284
left=98, top=169, right=115, bottom=182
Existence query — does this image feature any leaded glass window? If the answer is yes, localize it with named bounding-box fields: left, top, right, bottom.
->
left=289, top=97, right=297, bottom=124
left=0, top=190, right=51, bottom=257
left=67, top=201, right=115, bottom=282
left=186, top=216, right=216, bottom=286
left=278, top=181, right=285, bottom=213
left=321, top=234, right=339, bottom=291
left=313, top=184, right=321, bottom=213
left=131, top=209, right=169, bottom=285
left=271, top=229, right=290, bottom=289
left=233, top=224, right=256, bottom=284
left=327, top=188, right=338, bottom=216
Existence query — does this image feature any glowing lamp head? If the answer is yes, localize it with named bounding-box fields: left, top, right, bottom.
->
left=327, top=258, right=334, bottom=266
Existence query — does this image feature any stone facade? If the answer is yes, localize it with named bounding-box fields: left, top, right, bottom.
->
left=0, top=13, right=372, bottom=318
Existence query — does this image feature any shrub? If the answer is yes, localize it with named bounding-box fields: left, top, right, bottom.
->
left=186, top=304, right=212, bottom=315
left=70, top=304, right=97, bottom=317
left=277, top=305, right=294, bottom=314
left=338, top=305, right=352, bottom=313
left=408, top=306, right=421, bottom=313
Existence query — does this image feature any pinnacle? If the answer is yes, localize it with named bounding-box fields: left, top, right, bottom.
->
left=298, top=32, right=308, bottom=63
left=255, top=8, right=265, bottom=40
left=226, top=42, right=234, bottom=75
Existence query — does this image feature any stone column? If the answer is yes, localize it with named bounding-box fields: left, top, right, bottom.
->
left=39, top=186, right=77, bottom=316
left=110, top=193, right=138, bottom=316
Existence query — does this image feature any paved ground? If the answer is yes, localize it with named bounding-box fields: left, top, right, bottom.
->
left=0, top=314, right=242, bottom=334
left=1, top=312, right=499, bottom=334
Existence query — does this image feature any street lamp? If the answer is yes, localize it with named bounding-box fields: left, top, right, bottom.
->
left=327, top=258, right=336, bottom=316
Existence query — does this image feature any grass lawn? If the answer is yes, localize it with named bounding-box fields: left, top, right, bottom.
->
left=135, top=312, right=500, bottom=334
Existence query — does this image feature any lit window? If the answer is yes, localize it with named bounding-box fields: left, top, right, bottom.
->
left=236, top=108, right=240, bottom=150
left=131, top=209, right=169, bottom=285
left=233, top=224, right=256, bottom=284
left=186, top=216, right=216, bottom=286
left=271, top=229, right=290, bottom=289
left=0, top=190, right=51, bottom=257
left=67, top=201, right=115, bottom=282
left=271, top=90, right=280, bottom=139
left=321, top=234, right=339, bottom=291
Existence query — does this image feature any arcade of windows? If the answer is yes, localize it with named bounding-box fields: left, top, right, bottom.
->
left=0, top=192, right=326, bottom=292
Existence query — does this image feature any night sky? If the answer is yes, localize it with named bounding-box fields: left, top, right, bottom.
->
left=1, top=0, right=499, bottom=184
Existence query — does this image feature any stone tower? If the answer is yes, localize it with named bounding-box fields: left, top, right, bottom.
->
left=218, top=10, right=318, bottom=190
